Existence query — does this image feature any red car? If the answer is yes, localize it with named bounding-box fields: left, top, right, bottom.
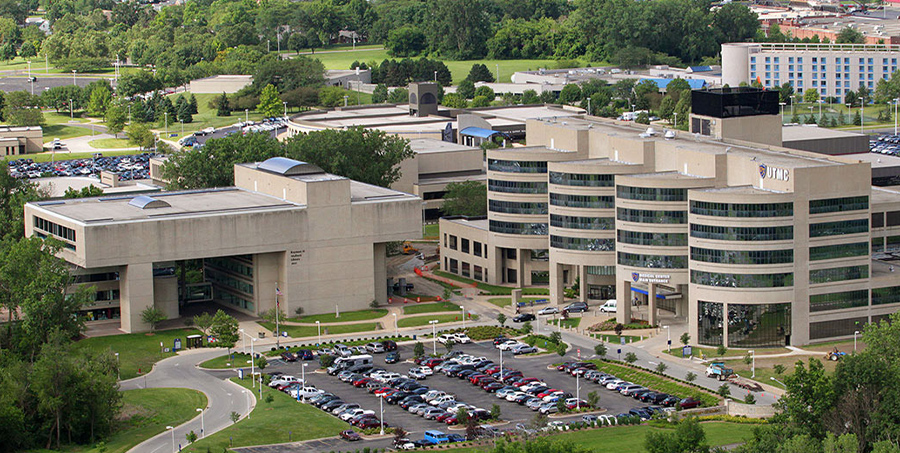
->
left=556, top=362, right=574, bottom=371
left=484, top=366, right=502, bottom=375
left=566, top=399, right=588, bottom=410
left=469, top=374, right=488, bottom=385
left=424, top=358, right=444, bottom=368
left=358, top=418, right=386, bottom=429
left=443, top=415, right=459, bottom=425
left=513, top=377, right=540, bottom=387
left=340, top=430, right=361, bottom=441
left=373, top=387, right=392, bottom=396
left=352, top=377, right=372, bottom=387
left=679, top=398, right=702, bottom=409
left=436, top=412, right=454, bottom=422
left=537, top=389, right=560, bottom=398
left=482, top=382, right=504, bottom=392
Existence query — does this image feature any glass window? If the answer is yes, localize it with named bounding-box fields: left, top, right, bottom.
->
left=530, top=249, right=549, bottom=261
left=690, top=201, right=793, bottom=217
left=473, top=241, right=482, bottom=257
left=690, top=247, right=793, bottom=265
left=690, top=224, right=793, bottom=241
left=549, top=193, right=614, bottom=209
left=728, top=303, right=791, bottom=347
left=617, top=230, right=688, bottom=247
left=550, top=235, right=615, bottom=251
left=488, top=179, right=547, bottom=194
left=616, top=186, right=687, bottom=201
left=809, top=265, right=869, bottom=284
left=809, top=219, right=869, bottom=237
left=488, top=200, right=548, bottom=215
left=33, top=216, right=77, bottom=243
left=205, top=256, right=254, bottom=278
left=617, top=208, right=686, bottom=224
left=549, top=172, right=614, bottom=187
left=550, top=214, right=615, bottom=230
left=809, top=242, right=869, bottom=260
left=617, top=252, right=687, bottom=269
left=872, top=286, right=900, bottom=305
left=461, top=262, right=470, bottom=278
left=489, top=220, right=547, bottom=235
left=809, top=196, right=869, bottom=214
left=698, top=301, right=724, bottom=346
left=449, top=235, right=457, bottom=250
left=809, top=317, right=868, bottom=340
left=461, top=238, right=470, bottom=254
left=691, top=270, right=794, bottom=288
left=205, top=268, right=253, bottom=295
left=586, top=266, right=616, bottom=276
left=488, top=159, right=547, bottom=173
left=810, top=290, right=869, bottom=312
left=449, top=258, right=458, bottom=273
left=531, top=271, right=549, bottom=284
left=473, top=265, right=483, bottom=281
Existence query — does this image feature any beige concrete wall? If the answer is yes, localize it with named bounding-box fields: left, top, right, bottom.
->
left=153, top=274, right=179, bottom=319
left=120, top=262, right=154, bottom=332
left=189, top=76, right=252, bottom=94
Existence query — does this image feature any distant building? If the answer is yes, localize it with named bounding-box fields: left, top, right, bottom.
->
left=0, top=126, right=43, bottom=156
left=189, top=75, right=253, bottom=94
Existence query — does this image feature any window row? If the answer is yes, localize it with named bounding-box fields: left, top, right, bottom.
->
left=690, top=224, right=793, bottom=241
left=549, top=193, right=615, bottom=209
left=550, top=235, right=615, bottom=251
left=34, top=216, right=76, bottom=242
left=617, top=208, right=687, bottom=224
left=205, top=268, right=254, bottom=295
left=870, top=235, right=900, bottom=252
left=617, top=252, right=687, bottom=269
left=549, top=172, right=614, bottom=187
left=691, top=270, right=794, bottom=288
left=218, top=290, right=254, bottom=311
left=810, top=290, right=869, bottom=312
left=809, top=219, right=869, bottom=237
left=698, top=301, right=791, bottom=347
left=617, top=230, right=688, bottom=247
left=809, top=265, right=869, bottom=284
left=488, top=179, right=547, bottom=194
left=489, top=220, right=548, bottom=235
left=586, top=265, right=616, bottom=276
left=205, top=256, right=254, bottom=278
left=73, top=272, right=120, bottom=283
left=446, top=258, right=487, bottom=282
left=616, top=186, right=687, bottom=202
left=488, top=200, right=548, bottom=215
left=809, top=242, right=869, bottom=261
left=873, top=286, right=900, bottom=305
left=445, top=234, right=486, bottom=258
left=809, top=317, right=868, bottom=340
left=550, top=214, right=615, bottom=230
left=690, top=247, right=793, bottom=265
left=690, top=201, right=793, bottom=218
left=809, top=196, right=869, bottom=214
left=488, top=159, right=547, bottom=173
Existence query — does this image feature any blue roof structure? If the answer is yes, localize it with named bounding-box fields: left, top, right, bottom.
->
left=128, top=195, right=170, bottom=209
left=258, top=157, right=323, bottom=177
left=689, top=66, right=713, bottom=73
left=639, top=78, right=706, bottom=91
left=459, top=127, right=502, bottom=139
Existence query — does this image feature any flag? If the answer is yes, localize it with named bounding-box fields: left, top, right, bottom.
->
left=276, top=286, right=282, bottom=296
left=276, top=285, right=282, bottom=309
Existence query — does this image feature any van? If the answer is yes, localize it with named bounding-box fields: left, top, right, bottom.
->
left=330, top=354, right=373, bottom=374
left=424, top=430, right=450, bottom=444
left=599, top=300, right=617, bottom=313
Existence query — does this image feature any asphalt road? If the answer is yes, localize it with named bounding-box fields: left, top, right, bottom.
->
left=191, top=124, right=287, bottom=147
left=120, top=349, right=255, bottom=453
left=0, top=76, right=107, bottom=93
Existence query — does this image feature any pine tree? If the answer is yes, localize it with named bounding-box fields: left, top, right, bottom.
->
left=216, top=92, right=230, bottom=117
left=188, top=93, right=198, bottom=114
left=853, top=110, right=862, bottom=126
left=177, top=102, right=193, bottom=123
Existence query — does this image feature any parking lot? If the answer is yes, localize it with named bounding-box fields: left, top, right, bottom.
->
left=7, top=152, right=156, bottom=180
left=264, top=340, right=650, bottom=437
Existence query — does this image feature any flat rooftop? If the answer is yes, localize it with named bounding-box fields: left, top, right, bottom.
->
left=870, top=187, right=900, bottom=205
left=349, top=180, right=419, bottom=202
left=553, top=158, right=642, bottom=166
left=445, top=217, right=489, bottom=230
left=408, top=138, right=479, bottom=154
left=782, top=125, right=867, bottom=141
left=628, top=171, right=714, bottom=181
left=696, top=185, right=786, bottom=195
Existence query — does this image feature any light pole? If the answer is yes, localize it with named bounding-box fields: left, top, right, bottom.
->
left=587, top=97, right=591, bottom=116
left=429, top=320, right=438, bottom=355
left=894, top=98, right=899, bottom=135
left=663, top=326, right=670, bottom=353
left=576, top=372, right=580, bottom=410
left=283, top=101, right=287, bottom=118
left=316, top=320, right=321, bottom=345
left=164, top=112, right=168, bottom=138
left=343, top=95, right=348, bottom=107
left=854, top=330, right=860, bottom=352
left=461, top=306, right=466, bottom=330
left=862, top=101, right=865, bottom=133
left=69, top=99, right=73, bottom=120
left=27, top=61, right=32, bottom=95
left=196, top=408, right=205, bottom=438
left=499, top=348, right=503, bottom=384
left=245, top=108, right=249, bottom=123
left=301, top=363, right=309, bottom=401
left=750, top=350, right=755, bottom=378
left=770, top=376, right=786, bottom=387
left=72, top=69, right=76, bottom=87
left=847, top=103, right=853, bottom=125
left=674, top=112, right=678, bottom=129
left=779, top=102, right=786, bottom=123
left=433, top=71, right=437, bottom=82
left=166, top=426, right=175, bottom=453
left=115, top=353, right=120, bottom=380
left=379, top=390, right=385, bottom=435
left=818, top=99, right=823, bottom=118
left=239, top=329, right=256, bottom=381
left=392, top=313, right=398, bottom=337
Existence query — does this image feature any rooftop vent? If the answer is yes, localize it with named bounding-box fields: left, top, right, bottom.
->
left=258, top=157, right=324, bottom=177
left=664, top=130, right=676, bottom=139
left=128, top=195, right=170, bottom=209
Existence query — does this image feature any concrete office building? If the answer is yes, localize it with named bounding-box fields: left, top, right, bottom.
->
left=24, top=157, right=421, bottom=333
left=188, top=75, right=253, bottom=94
left=0, top=126, right=43, bottom=155
left=440, top=87, right=900, bottom=347
left=722, top=42, right=900, bottom=103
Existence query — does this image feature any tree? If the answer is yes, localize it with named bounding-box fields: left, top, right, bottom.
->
left=393, top=426, right=408, bottom=446
left=804, top=88, right=820, bottom=104
left=853, top=110, right=862, bottom=126
left=117, top=71, right=161, bottom=98
left=256, top=356, right=267, bottom=370
left=457, top=79, right=476, bottom=99
left=645, top=417, right=709, bottom=453
left=188, top=94, right=198, bottom=115
left=161, top=133, right=283, bottom=190
left=63, top=185, right=104, bottom=198
left=140, top=306, right=166, bottom=331
left=521, top=321, right=533, bottom=334
left=624, top=352, right=638, bottom=364
left=387, top=87, right=409, bottom=104
left=281, top=87, right=319, bottom=111
left=413, top=342, right=425, bottom=358
left=214, top=92, right=231, bottom=116
left=467, top=63, right=495, bottom=83
left=186, top=430, right=198, bottom=444
left=497, top=313, right=507, bottom=327
left=773, top=364, right=786, bottom=376
left=587, top=391, right=599, bottom=408
left=845, top=90, right=859, bottom=108
left=718, top=383, right=731, bottom=399
left=3, top=91, right=43, bottom=126
left=372, top=84, right=389, bottom=104
left=558, top=84, right=582, bottom=105
left=126, top=123, right=154, bottom=150
left=522, top=89, right=540, bottom=104
left=386, top=25, right=427, bottom=57
left=716, top=344, right=728, bottom=356
left=86, top=85, right=111, bottom=117
left=105, top=105, right=127, bottom=138
left=659, top=96, right=676, bottom=123
left=594, top=343, right=607, bottom=357
left=176, top=101, right=193, bottom=124
left=252, top=57, right=325, bottom=94
left=556, top=344, right=567, bottom=357
left=441, top=92, right=468, bottom=109
left=836, top=26, right=865, bottom=44
left=193, top=312, right=214, bottom=338
left=284, top=127, right=416, bottom=188
left=475, top=85, right=496, bottom=100
left=425, top=0, right=492, bottom=59
left=490, top=404, right=501, bottom=421
left=470, top=95, right=491, bottom=108
left=256, top=84, right=282, bottom=118
left=209, top=310, right=239, bottom=352
left=441, top=181, right=487, bottom=216
left=656, top=362, right=668, bottom=374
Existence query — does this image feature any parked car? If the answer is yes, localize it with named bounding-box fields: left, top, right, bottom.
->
left=381, top=340, right=398, bottom=351
left=340, top=430, right=361, bottom=441
left=678, top=397, right=702, bottom=409
left=513, top=313, right=536, bottom=322
left=512, top=344, right=537, bottom=355
left=365, top=342, right=386, bottom=354
left=564, top=302, right=589, bottom=313
left=537, top=306, right=559, bottom=315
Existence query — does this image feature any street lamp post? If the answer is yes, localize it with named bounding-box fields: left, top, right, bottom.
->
left=433, top=71, right=437, bottom=82
left=461, top=306, right=466, bottom=330
left=196, top=408, right=205, bottom=438
left=894, top=98, right=899, bottom=135
left=70, top=99, right=73, bottom=120
left=343, top=95, right=349, bottom=107
left=245, top=108, right=249, bottom=123
left=392, top=313, right=398, bottom=337
left=429, top=320, right=438, bottom=355
left=499, top=348, right=503, bottom=384
left=862, top=102, right=865, bottom=133
left=72, top=69, right=76, bottom=87
left=316, top=320, right=321, bottom=345
left=586, top=97, right=591, bottom=116
left=576, top=372, right=580, bottom=410
left=379, top=392, right=385, bottom=435
left=663, top=326, right=670, bottom=353
left=854, top=330, right=860, bottom=352
left=770, top=376, right=786, bottom=387
left=283, top=101, right=287, bottom=118
left=779, top=102, right=786, bottom=123
left=751, top=350, right=756, bottom=378
left=115, top=353, right=120, bottom=380
left=674, top=112, right=678, bottom=129
left=166, top=426, right=175, bottom=453
left=301, top=363, right=309, bottom=401
left=164, top=112, right=168, bottom=138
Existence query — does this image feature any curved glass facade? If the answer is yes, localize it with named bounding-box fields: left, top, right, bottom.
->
left=616, top=186, right=687, bottom=202
left=873, top=286, right=900, bottom=305
left=489, top=220, right=548, bottom=235
left=488, top=200, right=548, bottom=215
left=549, top=193, right=615, bottom=209
left=690, top=201, right=793, bottom=218
left=690, top=247, right=794, bottom=265
left=809, top=219, right=869, bottom=237
left=617, top=208, right=687, bottom=224
left=550, top=214, right=615, bottom=230
left=809, top=242, right=869, bottom=261
left=810, top=290, right=869, bottom=312
left=550, top=235, right=615, bottom=251
left=728, top=303, right=791, bottom=348
left=617, top=252, right=687, bottom=269
left=549, top=172, right=614, bottom=187
left=809, top=196, right=869, bottom=214
left=617, top=230, right=688, bottom=247
left=691, top=270, right=794, bottom=288
left=488, top=179, right=547, bottom=194
left=698, top=301, right=724, bottom=346
left=488, top=159, right=547, bottom=173
left=809, top=265, right=869, bottom=284
left=690, top=224, right=793, bottom=241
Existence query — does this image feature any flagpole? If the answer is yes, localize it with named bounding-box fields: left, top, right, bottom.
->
left=275, top=285, right=280, bottom=349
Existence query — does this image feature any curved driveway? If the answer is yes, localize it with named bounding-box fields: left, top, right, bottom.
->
left=121, top=349, right=255, bottom=453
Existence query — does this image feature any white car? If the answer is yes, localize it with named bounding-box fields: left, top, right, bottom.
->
left=506, top=391, right=526, bottom=402
left=496, top=339, right=518, bottom=350
left=452, top=333, right=472, bottom=344
left=340, top=408, right=374, bottom=421
left=408, top=369, right=428, bottom=380
left=430, top=395, right=456, bottom=406
left=438, top=334, right=456, bottom=344
left=499, top=341, right=524, bottom=351
left=292, top=386, right=322, bottom=399
left=537, top=306, right=559, bottom=315
left=606, top=379, right=626, bottom=390
left=411, top=366, right=433, bottom=376
left=269, top=376, right=300, bottom=387
left=377, top=372, right=402, bottom=383
left=423, top=390, right=447, bottom=402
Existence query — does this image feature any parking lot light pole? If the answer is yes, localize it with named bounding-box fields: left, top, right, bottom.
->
left=751, top=350, right=755, bottom=378
left=164, top=112, right=168, bottom=137
left=196, top=408, right=204, bottom=438
left=283, top=101, right=287, bottom=118
left=72, top=69, right=76, bottom=87
left=115, top=353, right=120, bottom=380
left=663, top=326, right=670, bottom=353
left=854, top=330, right=860, bottom=352
left=166, top=426, right=175, bottom=453
left=379, top=392, right=385, bottom=435
left=462, top=306, right=465, bottom=330
left=301, top=363, right=308, bottom=401
left=245, top=108, right=248, bottom=123
left=576, top=372, right=580, bottom=410
left=430, top=320, right=439, bottom=355
left=316, top=320, right=321, bottom=345
left=392, top=313, right=398, bottom=337
left=499, top=348, right=503, bottom=383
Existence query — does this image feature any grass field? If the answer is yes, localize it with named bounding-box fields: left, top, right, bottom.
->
left=199, top=352, right=253, bottom=369
left=41, top=124, right=92, bottom=143
left=164, top=93, right=267, bottom=140
left=402, top=300, right=461, bottom=315
left=89, top=138, right=133, bottom=149
left=74, top=328, right=202, bottom=380
left=181, top=378, right=347, bottom=452
left=449, top=422, right=756, bottom=453
left=95, top=388, right=207, bottom=453
left=289, top=309, right=387, bottom=324
left=432, top=270, right=550, bottom=296
left=587, top=359, right=720, bottom=407
left=423, top=223, right=439, bottom=239
left=547, top=318, right=582, bottom=328
left=591, top=333, right=643, bottom=344
left=45, top=111, right=88, bottom=124
left=396, top=313, right=476, bottom=328
left=258, top=321, right=381, bottom=338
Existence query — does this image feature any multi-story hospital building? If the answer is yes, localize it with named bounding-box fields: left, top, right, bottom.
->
left=441, top=87, right=900, bottom=347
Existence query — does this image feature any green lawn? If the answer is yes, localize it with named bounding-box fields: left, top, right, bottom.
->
left=164, top=93, right=267, bottom=140
left=591, top=333, right=643, bottom=344
left=424, top=223, right=439, bottom=239
left=432, top=270, right=549, bottom=296
left=45, top=111, right=89, bottom=124
left=95, top=388, right=207, bottom=453
left=450, top=422, right=756, bottom=453
left=181, top=378, right=347, bottom=452
left=402, top=300, right=461, bottom=315
left=397, top=313, right=476, bottom=328
left=547, top=318, right=582, bottom=328
left=587, top=359, right=720, bottom=407
left=41, top=124, right=92, bottom=143
left=74, top=328, right=202, bottom=380
left=289, top=308, right=387, bottom=324
left=199, top=352, right=253, bottom=369
left=258, top=321, right=381, bottom=338
left=89, top=138, right=133, bottom=149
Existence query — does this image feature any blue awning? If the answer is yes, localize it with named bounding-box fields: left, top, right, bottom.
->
left=639, top=78, right=706, bottom=91
left=629, top=287, right=680, bottom=299
left=459, top=127, right=501, bottom=139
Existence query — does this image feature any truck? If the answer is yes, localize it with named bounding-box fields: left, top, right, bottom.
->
left=705, top=362, right=734, bottom=381
left=402, top=241, right=419, bottom=255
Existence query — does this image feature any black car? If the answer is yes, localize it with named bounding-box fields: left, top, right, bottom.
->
left=458, top=369, right=478, bottom=380
left=321, top=399, right=346, bottom=411
left=381, top=340, right=398, bottom=351
left=564, top=302, right=589, bottom=313
left=386, top=392, right=411, bottom=404
left=296, top=349, right=314, bottom=360
left=493, top=336, right=510, bottom=346
left=385, top=351, right=400, bottom=364
left=513, top=313, right=536, bottom=322
left=280, top=351, right=297, bottom=362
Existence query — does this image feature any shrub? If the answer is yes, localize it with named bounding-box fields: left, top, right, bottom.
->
left=717, top=384, right=731, bottom=398
left=716, top=344, right=728, bottom=357
left=624, top=352, right=638, bottom=364
left=655, top=362, right=668, bottom=374
left=685, top=372, right=697, bottom=383
left=744, top=393, right=756, bottom=405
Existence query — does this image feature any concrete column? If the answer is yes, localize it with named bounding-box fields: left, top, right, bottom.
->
left=373, top=243, right=387, bottom=304
left=648, top=282, right=658, bottom=326
left=516, top=250, right=525, bottom=287
left=617, top=279, right=632, bottom=324
left=549, top=263, right=565, bottom=305
left=120, top=262, right=155, bottom=333
left=722, top=302, right=729, bottom=348
left=578, top=265, right=588, bottom=302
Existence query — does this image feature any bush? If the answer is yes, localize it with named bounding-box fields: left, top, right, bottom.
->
left=655, top=362, right=668, bottom=374
left=685, top=372, right=697, bottom=383
left=716, top=345, right=728, bottom=357
left=624, top=352, right=638, bottom=364
left=744, top=393, right=756, bottom=405
left=717, top=384, right=731, bottom=399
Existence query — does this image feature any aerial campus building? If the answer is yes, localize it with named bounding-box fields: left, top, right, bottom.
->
left=440, top=87, right=900, bottom=347
left=24, top=158, right=421, bottom=333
